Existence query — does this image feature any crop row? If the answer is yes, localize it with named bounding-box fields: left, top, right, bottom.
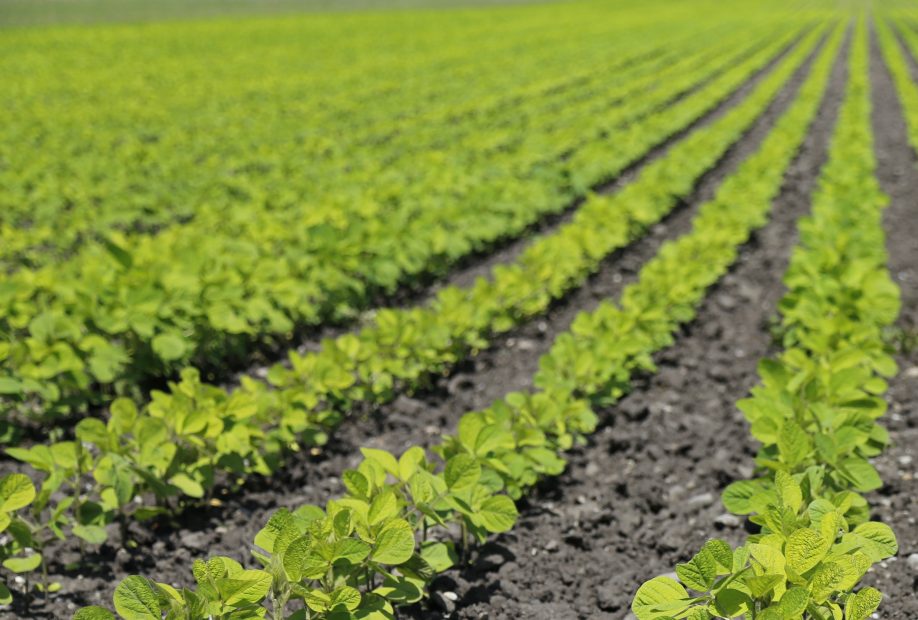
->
left=0, top=14, right=843, bottom=615
left=0, top=2, right=711, bottom=261
left=0, top=14, right=811, bottom=416
left=632, top=18, right=901, bottom=620
left=0, top=23, right=830, bottom=599
left=0, top=3, right=797, bottom=268
left=878, top=15, right=918, bottom=152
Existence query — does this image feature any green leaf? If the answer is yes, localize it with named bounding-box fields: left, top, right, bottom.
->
left=169, top=473, right=205, bottom=498
left=73, top=607, right=116, bottom=620
left=774, top=470, right=802, bottom=513
left=0, top=582, right=10, bottom=605
left=777, top=421, right=810, bottom=468
left=0, top=473, right=35, bottom=512
left=837, top=459, right=882, bottom=492
left=372, top=518, right=415, bottom=565
left=776, top=586, right=809, bottom=616
left=844, top=587, right=882, bottom=620
left=745, top=574, right=783, bottom=599
left=367, top=488, right=398, bottom=526
left=3, top=553, right=41, bottom=573
left=785, top=527, right=830, bottom=574
left=113, top=576, right=161, bottom=620
left=360, top=448, right=399, bottom=477
left=343, top=470, right=370, bottom=498
left=0, top=377, right=22, bottom=395
left=332, top=538, right=371, bottom=565
left=329, top=585, right=362, bottom=611
left=847, top=522, right=898, bottom=561
left=221, top=569, right=271, bottom=605
left=676, top=543, right=720, bottom=592
left=713, top=587, right=750, bottom=617
left=631, top=576, right=692, bottom=620
left=444, top=454, right=480, bottom=491
left=477, top=495, right=517, bottom=533
left=420, top=541, right=457, bottom=573
left=73, top=523, right=109, bottom=545
left=722, top=480, right=762, bottom=514
left=151, top=333, right=187, bottom=362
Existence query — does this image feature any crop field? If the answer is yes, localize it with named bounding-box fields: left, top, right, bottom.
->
left=0, top=0, right=917, bottom=618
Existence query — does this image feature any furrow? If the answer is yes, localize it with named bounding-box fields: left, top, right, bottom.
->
left=860, top=21, right=918, bottom=619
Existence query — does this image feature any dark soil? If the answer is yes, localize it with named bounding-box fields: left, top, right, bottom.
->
left=859, top=24, right=918, bottom=620
left=1, top=30, right=815, bottom=620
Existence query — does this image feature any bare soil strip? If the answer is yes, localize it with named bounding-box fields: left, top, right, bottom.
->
left=20, top=32, right=822, bottom=619
left=860, top=23, right=918, bottom=620
left=396, top=30, right=849, bottom=620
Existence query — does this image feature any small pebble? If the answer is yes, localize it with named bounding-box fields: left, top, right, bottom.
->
left=714, top=513, right=742, bottom=528
left=687, top=492, right=714, bottom=507
left=906, top=553, right=918, bottom=573
left=432, top=591, right=456, bottom=614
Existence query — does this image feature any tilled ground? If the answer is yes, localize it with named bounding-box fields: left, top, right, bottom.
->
left=5, top=25, right=918, bottom=620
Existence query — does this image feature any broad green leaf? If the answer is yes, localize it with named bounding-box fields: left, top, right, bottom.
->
left=844, top=587, right=882, bottom=620
left=477, top=495, right=517, bottom=533
left=329, top=585, right=362, bottom=611
left=151, top=333, right=187, bottom=362
left=360, top=448, right=399, bottom=477
left=73, top=607, right=116, bottom=620
left=221, top=569, right=271, bottom=605
left=847, top=522, right=898, bottom=561
left=777, top=422, right=810, bottom=468
left=631, top=576, right=692, bottom=620
left=343, top=470, right=370, bottom=498
left=73, top=524, right=109, bottom=545
left=169, top=473, right=205, bottom=498
left=367, top=488, right=398, bottom=525
left=745, top=574, right=782, bottom=599
left=837, top=459, right=882, bottom=492
left=420, top=541, right=456, bottom=573
left=722, top=480, right=762, bottom=514
left=774, top=470, right=802, bottom=513
left=332, top=538, right=371, bottom=565
left=809, top=560, right=847, bottom=603
left=372, top=518, right=415, bottom=565
left=0, top=582, right=10, bottom=605
left=785, top=527, right=829, bottom=574
left=444, top=454, right=480, bottom=491
left=713, top=587, right=750, bottom=617
left=0, top=377, right=22, bottom=395
left=776, top=586, right=809, bottom=616
left=3, top=554, right=41, bottom=573
left=676, top=546, right=718, bottom=592
left=0, top=474, right=35, bottom=512
left=398, top=446, right=426, bottom=481
left=113, top=576, right=161, bottom=620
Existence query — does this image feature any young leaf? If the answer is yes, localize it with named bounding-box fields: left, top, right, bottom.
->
left=0, top=474, right=35, bottom=512
left=785, top=527, right=830, bottom=574
left=444, top=454, right=481, bottom=491
left=844, top=586, right=882, bottom=620
left=631, top=576, right=693, bottom=620
left=113, top=576, right=161, bottom=620
left=73, top=607, right=117, bottom=620
left=372, top=518, right=415, bottom=565
left=476, top=495, right=517, bottom=533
